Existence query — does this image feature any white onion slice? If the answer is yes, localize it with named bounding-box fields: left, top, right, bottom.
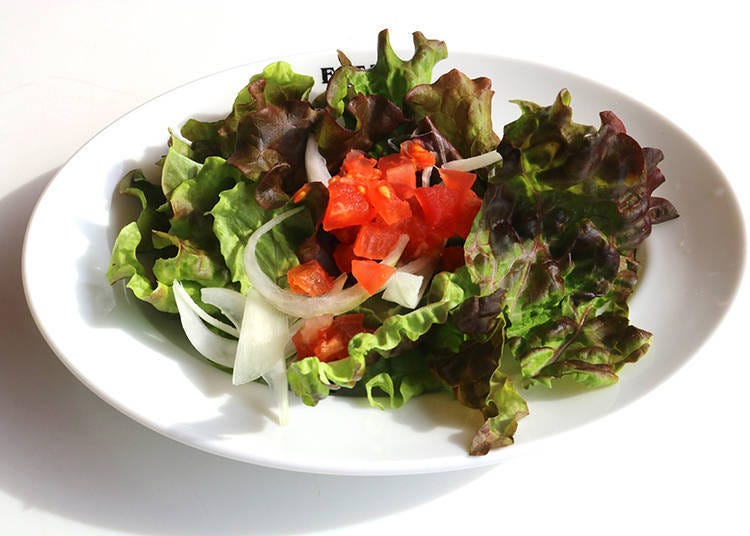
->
left=172, top=281, right=237, bottom=368
left=244, top=207, right=407, bottom=318
left=441, top=150, right=502, bottom=172
left=305, top=134, right=331, bottom=185
left=420, top=166, right=433, bottom=188
left=170, top=283, right=239, bottom=337
left=382, top=272, right=424, bottom=309
left=200, top=287, right=245, bottom=330
left=262, top=358, right=289, bottom=426
left=233, top=287, right=290, bottom=386
left=382, top=256, right=437, bottom=309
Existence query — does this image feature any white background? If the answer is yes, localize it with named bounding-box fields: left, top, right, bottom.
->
left=2, top=1, right=748, bottom=534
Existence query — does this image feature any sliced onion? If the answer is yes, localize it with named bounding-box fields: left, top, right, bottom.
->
left=382, top=256, right=437, bottom=309
left=172, top=281, right=237, bottom=368
left=201, top=287, right=246, bottom=330
left=170, top=283, right=239, bottom=337
left=233, top=288, right=290, bottom=386
left=420, top=166, right=433, bottom=188
left=305, top=134, right=331, bottom=185
left=244, top=207, right=408, bottom=318
left=263, top=358, right=289, bottom=426
left=382, top=272, right=424, bottom=309
left=442, top=150, right=502, bottom=172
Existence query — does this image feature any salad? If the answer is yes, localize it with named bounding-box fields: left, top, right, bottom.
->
left=107, top=30, right=678, bottom=455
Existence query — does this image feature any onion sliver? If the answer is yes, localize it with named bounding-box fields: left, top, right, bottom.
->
left=442, top=150, right=501, bottom=172
left=173, top=281, right=237, bottom=368
left=262, top=358, right=290, bottom=426
left=244, top=207, right=407, bottom=318
left=201, top=287, right=246, bottom=330
left=171, top=283, right=239, bottom=337
left=233, top=287, right=290, bottom=386
left=305, top=134, right=331, bottom=185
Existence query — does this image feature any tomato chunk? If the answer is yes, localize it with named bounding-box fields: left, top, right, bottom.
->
left=400, top=139, right=436, bottom=170
left=323, top=182, right=373, bottom=231
left=438, top=168, right=477, bottom=191
left=287, top=259, right=335, bottom=296
left=291, top=314, right=334, bottom=358
left=366, top=181, right=412, bottom=225
left=332, top=242, right=359, bottom=273
left=452, top=188, right=483, bottom=239
left=378, top=153, right=417, bottom=199
left=351, top=259, right=396, bottom=294
left=340, top=150, right=382, bottom=182
left=291, top=313, right=369, bottom=362
left=439, top=245, right=467, bottom=273
left=353, top=221, right=403, bottom=260
left=414, top=184, right=464, bottom=238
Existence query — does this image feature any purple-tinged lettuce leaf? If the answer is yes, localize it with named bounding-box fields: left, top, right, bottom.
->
left=405, top=69, right=500, bottom=160
left=181, top=62, right=315, bottom=161
left=325, top=30, right=447, bottom=117
left=227, top=100, right=320, bottom=208
left=470, top=368, right=529, bottom=455
left=464, top=89, right=676, bottom=392
left=315, top=93, right=409, bottom=170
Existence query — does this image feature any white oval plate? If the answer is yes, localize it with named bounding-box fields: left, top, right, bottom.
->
left=23, top=51, right=745, bottom=475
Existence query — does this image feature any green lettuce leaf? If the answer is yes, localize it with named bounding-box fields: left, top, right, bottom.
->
left=287, top=269, right=475, bottom=406
left=325, top=29, right=447, bottom=116
left=107, top=224, right=230, bottom=313
left=210, top=181, right=312, bottom=292
left=167, top=155, right=242, bottom=247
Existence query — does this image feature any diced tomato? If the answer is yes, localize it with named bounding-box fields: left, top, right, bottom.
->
left=287, top=259, right=335, bottom=296
left=332, top=242, right=359, bottom=273
left=439, top=245, right=466, bottom=273
left=329, top=225, right=359, bottom=244
left=378, top=153, right=417, bottom=199
left=340, top=150, right=382, bottom=182
left=353, top=221, right=403, bottom=260
left=414, top=184, right=465, bottom=239
left=291, top=313, right=369, bottom=362
left=351, top=259, right=396, bottom=294
left=323, top=182, right=373, bottom=231
left=291, top=314, right=334, bottom=358
left=452, top=188, right=483, bottom=239
left=366, top=181, right=412, bottom=225
left=391, top=212, right=443, bottom=262
left=438, top=168, right=477, bottom=191
left=400, top=139, right=436, bottom=170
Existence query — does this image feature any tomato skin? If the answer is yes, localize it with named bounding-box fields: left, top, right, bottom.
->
left=438, top=168, right=477, bottom=191
left=400, top=139, right=436, bottom=170
left=322, top=182, right=373, bottom=231
left=366, top=181, right=412, bottom=225
left=287, top=259, right=335, bottom=296
left=351, top=259, right=396, bottom=294
left=292, top=313, right=369, bottom=362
